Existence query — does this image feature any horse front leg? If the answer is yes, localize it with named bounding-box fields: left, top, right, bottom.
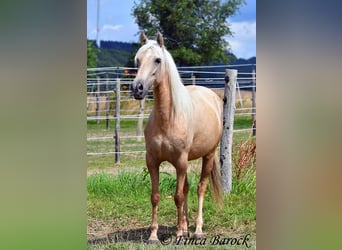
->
left=146, top=153, right=161, bottom=243
left=174, top=155, right=188, bottom=237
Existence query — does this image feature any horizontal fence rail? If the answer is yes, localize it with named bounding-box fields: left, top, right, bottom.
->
left=87, top=65, right=256, bottom=158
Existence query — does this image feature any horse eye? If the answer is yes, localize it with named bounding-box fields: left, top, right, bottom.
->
left=155, top=58, right=161, bottom=64
left=136, top=59, right=140, bottom=68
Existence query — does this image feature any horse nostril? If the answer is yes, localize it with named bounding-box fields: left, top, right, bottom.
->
left=138, top=83, right=144, bottom=91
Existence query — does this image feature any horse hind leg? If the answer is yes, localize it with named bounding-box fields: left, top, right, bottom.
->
left=194, top=152, right=215, bottom=239
left=182, top=174, right=189, bottom=237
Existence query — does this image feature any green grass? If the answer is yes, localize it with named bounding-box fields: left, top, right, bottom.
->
left=234, top=115, right=253, bottom=129
left=87, top=114, right=252, bottom=133
left=87, top=115, right=254, bottom=169
left=87, top=119, right=148, bottom=168
left=87, top=162, right=256, bottom=248
left=87, top=119, right=148, bottom=134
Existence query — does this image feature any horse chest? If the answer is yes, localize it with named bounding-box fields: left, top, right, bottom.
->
left=145, top=129, right=189, bottom=160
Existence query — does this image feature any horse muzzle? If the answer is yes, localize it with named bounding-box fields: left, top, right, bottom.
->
left=131, top=81, right=147, bottom=100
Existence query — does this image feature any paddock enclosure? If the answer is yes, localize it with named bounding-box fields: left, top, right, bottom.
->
left=87, top=64, right=256, bottom=165
left=87, top=64, right=256, bottom=248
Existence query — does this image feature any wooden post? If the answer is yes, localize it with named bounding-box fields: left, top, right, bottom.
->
left=220, top=69, right=237, bottom=193
left=236, top=80, right=243, bottom=108
left=96, top=76, right=100, bottom=124
left=105, top=76, right=109, bottom=130
left=136, top=98, right=145, bottom=142
left=114, top=78, right=121, bottom=163
left=252, top=69, right=256, bottom=136
left=192, top=74, right=196, bottom=85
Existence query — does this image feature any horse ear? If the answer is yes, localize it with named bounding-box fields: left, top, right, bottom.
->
left=156, top=32, right=164, bottom=47
left=140, top=32, right=148, bottom=45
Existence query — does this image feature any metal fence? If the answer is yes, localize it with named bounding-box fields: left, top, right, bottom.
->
left=87, top=64, right=256, bottom=160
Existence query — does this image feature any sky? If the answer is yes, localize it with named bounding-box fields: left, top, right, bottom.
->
left=87, top=0, right=256, bottom=59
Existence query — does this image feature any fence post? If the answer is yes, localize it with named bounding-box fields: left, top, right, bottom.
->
left=114, top=78, right=121, bottom=163
left=220, top=69, right=237, bottom=194
left=252, top=69, right=256, bottom=136
left=96, top=76, right=100, bottom=124
left=136, top=98, right=145, bottom=142
left=105, top=76, right=109, bottom=130
left=236, top=80, right=243, bottom=108
left=192, top=74, right=196, bottom=85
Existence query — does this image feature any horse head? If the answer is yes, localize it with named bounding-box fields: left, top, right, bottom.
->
left=131, top=32, right=165, bottom=100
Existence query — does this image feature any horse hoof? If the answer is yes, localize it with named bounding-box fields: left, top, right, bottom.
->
left=193, top=233, right=204, bottom=239
left=146, top=239, right=160, bottom=244
left=183, top=232, right=190, bottom=237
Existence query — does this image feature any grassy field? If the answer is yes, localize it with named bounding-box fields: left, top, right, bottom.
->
left=87, top=115, right=254, bottom=169
left=87, top=98, right=256, bottom=249
left=87, top=161, right=256, bottom=249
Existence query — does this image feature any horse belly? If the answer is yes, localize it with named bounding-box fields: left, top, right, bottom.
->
left=188, top=106, right=222, bottom=160
left=189, top=131, right=220, bottom=160
left=188, top=87, right=223, bottom=160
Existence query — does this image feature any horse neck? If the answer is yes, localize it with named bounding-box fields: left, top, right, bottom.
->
left=153, top=77, right=173, bottom=127
left=152, top=53, right=192, bottom=129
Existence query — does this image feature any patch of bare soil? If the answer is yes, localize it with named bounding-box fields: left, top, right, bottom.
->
left=87, top=219, right=256, bottom=247
left=88, top=219, right=176, bottom=245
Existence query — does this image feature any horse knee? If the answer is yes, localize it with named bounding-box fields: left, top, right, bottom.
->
left=174, top=192, right=184, bottom=208
left=197, top=181, right=207, bottom=195
left=151, top=193, right=160, bottom=206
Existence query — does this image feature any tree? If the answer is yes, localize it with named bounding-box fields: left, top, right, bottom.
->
left=87, top=40, right=98, bottom=68
left=125, top=42, right=141, bottom=68
left=132, top=0, right=244, bottom=66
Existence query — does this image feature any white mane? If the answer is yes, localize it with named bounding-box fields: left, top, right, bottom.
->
left=162, top=48, right=193, bottom=122
left=136, top=40, right=193, bottom=123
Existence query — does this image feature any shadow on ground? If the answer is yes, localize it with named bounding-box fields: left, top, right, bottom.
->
left=88, top=225, right=179, bottom=246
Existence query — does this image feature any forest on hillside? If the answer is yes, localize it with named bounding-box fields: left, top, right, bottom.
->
left=87, top=40, right=255, bottom=70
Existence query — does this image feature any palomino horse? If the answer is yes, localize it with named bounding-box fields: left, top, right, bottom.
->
left=131, top=32, right=223, bottom=243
